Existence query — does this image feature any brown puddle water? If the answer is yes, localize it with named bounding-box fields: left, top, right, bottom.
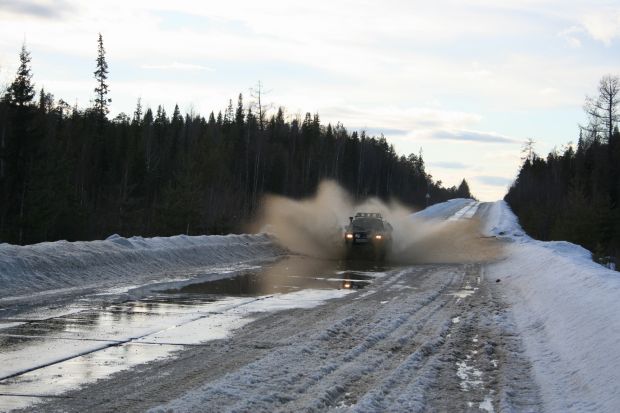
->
left=163, top=255, right=382, bottom=296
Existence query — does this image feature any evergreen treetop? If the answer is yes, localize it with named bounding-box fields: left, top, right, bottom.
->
left=5, top=44, right=35, bottom=107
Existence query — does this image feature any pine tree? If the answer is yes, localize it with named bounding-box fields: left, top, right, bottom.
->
left=5, top=44, right=35, bottom=107
left=93, top=33, right=110, bottom=118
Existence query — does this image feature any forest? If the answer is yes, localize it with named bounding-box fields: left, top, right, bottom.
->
left=506, top=75, right=620, bottom=268
left=0, top=38, right=471, bottom=245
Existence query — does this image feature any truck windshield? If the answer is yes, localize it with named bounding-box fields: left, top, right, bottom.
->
left=352, top=218, right=384, bottom=231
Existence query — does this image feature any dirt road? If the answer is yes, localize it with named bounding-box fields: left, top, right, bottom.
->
left=5, top=258, right=541, bottom=412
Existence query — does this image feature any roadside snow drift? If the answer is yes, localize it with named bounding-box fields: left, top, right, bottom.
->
left=0, top=233, right=282, bottom=299
left=485, top=200, right=620, bottom=412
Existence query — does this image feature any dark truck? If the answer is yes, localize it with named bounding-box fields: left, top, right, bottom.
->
left=344, top=212, right=393, bottom=259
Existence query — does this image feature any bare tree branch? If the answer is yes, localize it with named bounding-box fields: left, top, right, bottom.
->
left=584, top=75, right=620, bottom=142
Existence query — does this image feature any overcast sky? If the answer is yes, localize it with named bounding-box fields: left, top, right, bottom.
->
left=1, top=0, right=619, bottom=200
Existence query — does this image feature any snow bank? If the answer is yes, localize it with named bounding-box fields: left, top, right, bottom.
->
left=484, top=201, right=620, bottom=412
left=481, top=200, right=526, bottom=239
left=0, top=233, right=282, bottom=299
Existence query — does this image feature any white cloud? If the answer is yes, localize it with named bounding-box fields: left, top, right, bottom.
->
left=317, top=106, right=482, bottom=133
left=0, top=0, right=74, bottom=19
left=141, top=62, right=214, bottom=71
left=581, top=10, right=620, bottom=45
left=429, top=161, right=471, bottom=169
left=558, top=26, right=584, bottom=48
left=429, top=129, right=519, bottom=144
left=0, top=1, right=614, bottom=112
left=474, top=175, right=514, bottom=187
left=539, top=87, right=557, bottom=96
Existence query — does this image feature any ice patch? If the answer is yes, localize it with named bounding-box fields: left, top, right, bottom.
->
left=448, top=201, right=479, bottom=221
left=450, top=288, right=477, bottom=299
left=479, top=395, right=494, bottom=412
left=462, top=202, right=480, bottom=219
left=0, top=322, right=25, bottom=330
left=412, top=198, right=472, bottom=220
left=231, top=289, right=351, bottom=313
left=354, top=289, right=377, bottom=300
left=456, top=360, right=483, bottom=391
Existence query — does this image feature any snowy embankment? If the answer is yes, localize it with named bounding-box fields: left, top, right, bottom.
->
left=0, top=233, right=282, bottom=299
left=484, top=200, right=620, bottom=412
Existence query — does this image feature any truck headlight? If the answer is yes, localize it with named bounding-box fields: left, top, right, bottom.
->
left=375, top=235, right=382, bottom=240
left=346, top=233, right=353, bottom=239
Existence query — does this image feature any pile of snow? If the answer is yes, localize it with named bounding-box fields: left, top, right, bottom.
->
left=485, top=200, right=620, bottom=412
left=0, top=233, right=282, bottom=299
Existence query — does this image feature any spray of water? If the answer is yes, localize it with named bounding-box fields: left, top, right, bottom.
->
left=254, top=180, right=501, bottom=263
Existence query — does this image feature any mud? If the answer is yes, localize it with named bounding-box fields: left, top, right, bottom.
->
left=162, top=256, right=378, bottom=296
left=255, top=180, right=503, bottom=265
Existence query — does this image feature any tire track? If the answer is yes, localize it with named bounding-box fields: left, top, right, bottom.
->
left=296, top=268, right=461, bottom=410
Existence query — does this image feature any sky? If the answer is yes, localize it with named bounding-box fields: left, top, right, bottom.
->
left=0, top=0, right=619, bottom=201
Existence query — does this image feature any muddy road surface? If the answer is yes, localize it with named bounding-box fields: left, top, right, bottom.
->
left=0, top=254, right=541, bottom=412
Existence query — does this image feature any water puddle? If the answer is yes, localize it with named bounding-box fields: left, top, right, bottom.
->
left=0, top=256, right=387, bottom=411
left=160, top=256, right=379, bottom=296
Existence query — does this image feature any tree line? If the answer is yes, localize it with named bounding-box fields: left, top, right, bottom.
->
left=506, top=75, right=620, bottom=268
left=0, top=36, right=472, bottom=245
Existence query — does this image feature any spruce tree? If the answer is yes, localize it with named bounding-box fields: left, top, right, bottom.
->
left=133, top=98, right=143, bottom=125
left=457, top=179, right=471, bottom=199
left=5, top=44, right=35, bottom=107
left=235, top=94, right=245, bottom=125
left=93, top=33, right=110, bottom=118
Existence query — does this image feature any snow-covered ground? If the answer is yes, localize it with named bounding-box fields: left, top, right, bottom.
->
left=484, top=200, right=620, bottom=412
left=0, top=233, right=283, bottom=299
left=2, top=199, right=619, bottom=412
